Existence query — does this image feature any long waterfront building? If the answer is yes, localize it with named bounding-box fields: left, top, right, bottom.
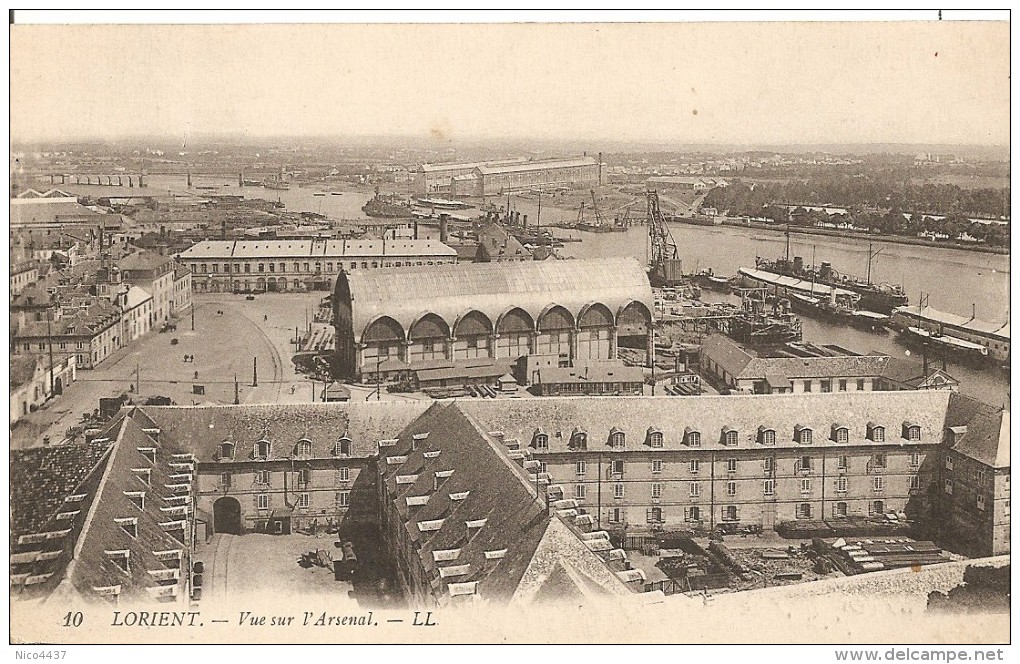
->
left=177, top=238, right=458, bottom=292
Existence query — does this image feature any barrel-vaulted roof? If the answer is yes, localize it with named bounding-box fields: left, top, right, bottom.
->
left=340, top=257, right=653, bottom=340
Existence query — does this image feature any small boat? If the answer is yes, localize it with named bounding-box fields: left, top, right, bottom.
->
left=331, top=192, right=343, bottom=196
left=313, top=192, right=327, bottom=197
left=849, top=310, right=890, bottom=333
left=413, top=196, right=472, bottom=210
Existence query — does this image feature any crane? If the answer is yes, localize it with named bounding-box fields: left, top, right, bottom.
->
left=646, top=190, right=682, bottom=285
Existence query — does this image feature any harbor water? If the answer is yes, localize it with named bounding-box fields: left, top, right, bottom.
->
left=555, top=223, right=1010, bottom=407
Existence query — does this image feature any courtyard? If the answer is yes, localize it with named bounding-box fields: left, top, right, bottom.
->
left=11, top=292, right=327, bottom=449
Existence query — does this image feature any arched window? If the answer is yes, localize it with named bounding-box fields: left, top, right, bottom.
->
left=835, top=501, right=848, bottom=518
left=758, top=427, right=776, bottom=446
left=254, top=440, right=271, bottom=460
left=334, top=437, right=352, bottom=457
left=219, top=442, right=235, bottom=460
left=798, top=503, right=812, bottom=519
left=608, top=428, right=625, bottom=449
left=794, top=426, right=812, bottom=445
left=867, top=423, right=886, bottom=442
left=570, top=428, right=587, bottom=450
left=902, top=423, right=921, bottom=441
left=296, top=439, right=312, bottom=457
left=723, top=429, right=739, bottom=447
left=832, top=426, right=849, bottom=444
left=647, top=429, right=663, bottom=448
left=684, top=429, right=701, bottom=447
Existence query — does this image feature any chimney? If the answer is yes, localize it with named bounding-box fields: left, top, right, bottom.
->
left=439, top=214, right=449, bottom=244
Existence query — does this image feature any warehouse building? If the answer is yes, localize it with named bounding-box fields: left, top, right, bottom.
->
left=177, top=238, right=457, bottom=293
left=449, top=156, right=600, bottom=197
left=332, top=257, right=655, bottom=382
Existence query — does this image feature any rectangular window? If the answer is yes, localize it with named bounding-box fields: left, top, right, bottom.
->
left=798, top=456, right=812, bottom=472
left=726, top=458, right=737, bottom=473
left=652, top=483, right=662, bottom=499
left=873, top=476, right=885, bottom=492
left=764, top=479, right=775, bottom=496
left=821, top=380, right=832, bottom=393
left=608, top=508, right=622, bottom=523
left=977, top=495, right=986, bottom=511
left=256, top=470, right=270, bottom=484
left=613, top=483, right=625, bottom=499
left=652, top=459, right=663, bottom=474
left=763, top=458, right=773, bottom=473
left=689, top=459, right=700, bottom=474
left=337, top=467, right=350, bottom=482
left=800, top=478, right=811, bottom=493
left=257, top=494, right=269, bottom=510
left=857, top=379, right=865, bottom=391
left=909, top=452, right=920, bottom=468
left=838, top=379, right=848, bottom=392
left=874, top=454, right=887, bottom=469
left=244, top=264, right=251, bottom=273
left=689, top=482, right=700, bottom=498
left=574, top=484, right=587, bottom=500
left=837, top=455, right=849, bottom=471
left=576, top=460, right=587, bottom=476
left=803, top=380, right=812, bottom=393
left=909, top=475, right=921, bottom=491
left=336, top=491, right=350, bottom=508
left=836, top=476, right=848, bottom=493
left=726, top=481, right=736, bottom=496
left=611, top=459, right=624, bottom=476
left=945, top=456, right=953, bottom=470
left=298, top=492, right=310, bottom=508
left=258, top=263, right=265, bottom=272
left=945, top=479, right=953, bottom=494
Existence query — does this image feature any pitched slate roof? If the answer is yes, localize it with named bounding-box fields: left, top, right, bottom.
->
left=459, top=391, right=953, bottom=453
left=140, top=402, right=431, bottom=462
left=10, top=356, right=40, bottom=392
left=943, top=393, right=1010, bottom=468
left=379, top=402, right=630, bottom=604
left=703, top=334, right=888, bottom=381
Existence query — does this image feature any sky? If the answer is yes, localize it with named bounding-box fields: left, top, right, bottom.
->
left=9, top=20, right=1011, bottom=146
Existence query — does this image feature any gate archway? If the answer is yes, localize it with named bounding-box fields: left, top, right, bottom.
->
left=213, top=497, right=243, bottom=534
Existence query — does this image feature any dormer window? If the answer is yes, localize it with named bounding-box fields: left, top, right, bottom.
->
left=867, top=423, right=886, bottom=442
left=334, top=437, right=352, bottom=457
left=647, top=428, right=664, bottom=448
left=138, top=447, right=156, bottom=463
left=124, top=491, right=145, bottom=510
left=830, top=425, right=849, bottom=444
left=570, top=428, right=587, bottom=450
left=296, top=439, right=312, bottom=457
left=115, top=518, right=138, bottom=538
left=412, top=432, right=429, bottom=451
left=794, top=425, right=812, bottom=445
left=219, top=442, right=235, bottom=460
left=722, top=427, right=738, bottom=447
left=254, top=440, right=271, bottom=460
left=757, top=427, right=776, bottom=446
left=684, top=428, right=701, bottom=447
left=106, top=550, right=130, bottom=574
left=608, top=428, right=625, bottom=450
left=902, top=422, right=921, bottom=441
left=532, top=430, right=549, bottom=450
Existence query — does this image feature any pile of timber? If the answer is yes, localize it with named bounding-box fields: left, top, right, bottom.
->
left=814, top=537, right=948, bottom=575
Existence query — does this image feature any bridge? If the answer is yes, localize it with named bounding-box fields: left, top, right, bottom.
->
left=49, top=173, right=147, bottom=187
